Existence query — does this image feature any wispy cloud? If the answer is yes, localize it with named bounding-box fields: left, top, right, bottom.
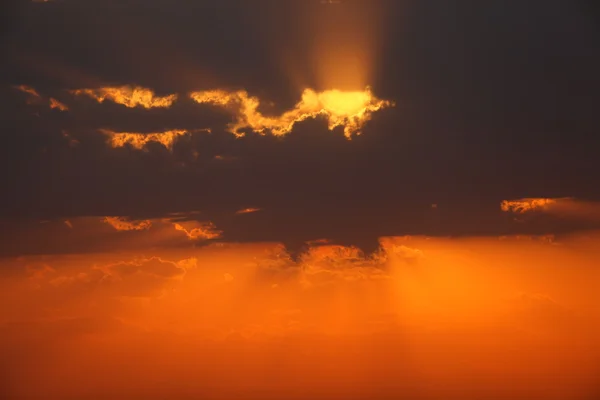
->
left=14, top=85, right=41, bottom=100
left=235, top=207, right=262, bottom=215
left=501, top=197, right=600, bottom=223
left=71, top=86, right=177, bottom=109
left=500, top=198, right=563, bottom=214
left=103, top=217, right=152, bottom=231
left=173, top=221, right=222, bottom=240
left=98, top=129, right=203, bottom=150
left=14, top=85, right=68, bottom=111
left=49, top=98, right=69, bottom=111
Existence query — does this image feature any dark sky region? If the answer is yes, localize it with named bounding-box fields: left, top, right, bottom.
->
left=1, top=0, right=599, bottom=256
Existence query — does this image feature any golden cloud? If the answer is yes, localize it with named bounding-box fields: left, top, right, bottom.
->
left=14, top=85, right=69, bottom=111
left=190, top=87, right=393, bottom=138
left=103, top=257, right=186, bottom=280
left=99, top=129, right=205, bottom=150
left=103, top=217, right=152, bottom=231
left=500, top=198, right=560, bottom=214
left=71, top=85, right=177, bottom=109
left=173, top=221, right=222, bottom=240
left=49, top=98, right=69, bottom=111
left=501, top=197, right=600, bottom=223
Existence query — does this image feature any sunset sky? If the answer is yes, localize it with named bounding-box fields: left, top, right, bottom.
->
left=1, top=1, right=600, bottom=399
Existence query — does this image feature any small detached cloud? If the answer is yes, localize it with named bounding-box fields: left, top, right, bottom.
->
left=235, top=207, right=262, bottom=215
left=49, top=98, right=69, bottom=111
left=500, top=198, right=562, bottom=214
left=14, top=85, right=41, bottom=102
left=173, top=221, right=222, bottom=240
left=501, top=197, right=600, bottom=223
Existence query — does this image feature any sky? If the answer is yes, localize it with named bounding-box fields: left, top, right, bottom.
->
left=1, top=1, right=600, bottom=399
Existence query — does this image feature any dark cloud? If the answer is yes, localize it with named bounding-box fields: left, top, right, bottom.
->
left=2, top=0, right=600, bottom=256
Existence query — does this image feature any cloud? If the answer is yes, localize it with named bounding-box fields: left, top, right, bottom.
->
left=70, top=86, right=177, bottom=109
left=44, top=257, right=187, bottom=299
left=189, top=87, right=393, bottom=138
left=49, top=98, right=68, bottom=111
left=106, top=257, right=185, bottom=279
left=501, top=197, right=600, bottom=222
left=64, top=220, right=73, bottom=229
left=103, top=217, right=152, bottom=231
left=253, top=243, right=413, bottom=287
left=500, top=197, right=562, bottom=213
left=14, top=85, right=68, bottom=110
left=14, top=85, right=41, bottom=101
left=235, top=207, right=262, bottom=215
left=99, top=128, right=203, bottom=150
left=173, top=221, right=222, bottom=240
left=25, top=263, right=55, bottom=279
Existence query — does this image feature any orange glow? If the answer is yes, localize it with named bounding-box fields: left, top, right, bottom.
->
left=235, top=207, right=262, bottom=215
left=71, top=85, right=177, bottom=108
left=49, top=98, right=69, bottom=111
left=103, top=216, right=152, bottom=231
left=502, top=197, right=600, bottom=222
left=2, top=232, right=600, bottom=399
left=190, top=87, right=392, bottom=138
left=173, top=221, right=222, bottom=240
left=99, top=129, right=199, bottom=150
left=14, top=84, right=41, bottom=100
left=501, top=197, right=560, bottom=213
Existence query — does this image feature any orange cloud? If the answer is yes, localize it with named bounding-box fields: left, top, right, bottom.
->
left=235, top=207, right=262, bottom=215
left=14, top=85, right=41, bottom=100
left=173, top=221, right=222, bottom=240
left=49, top=98, right=68, bottom=111
left=500, top=197, right=561, bottom=213
left=190, top=87, right=393, bottom=138
left=99, top=129, right=197, bottom=150
left=14, top=85, right=70, bottom=110
left=103, top=217, right=152, bottom=231
left=501, top=197, right=600, bottom=222
left=25, top=263, right=55, bottom=279
left=103, top=257, right=186, bottom=280
left=45, top=257, right=189, bottom=299
left=71, top=85, right=177, bottom=108
left=64, top=220, right=73, bottom=229
left=254, top=243, right=406, bottom=288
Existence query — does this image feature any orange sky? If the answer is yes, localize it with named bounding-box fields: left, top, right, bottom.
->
left=2, top=232, right=599, bottom=399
